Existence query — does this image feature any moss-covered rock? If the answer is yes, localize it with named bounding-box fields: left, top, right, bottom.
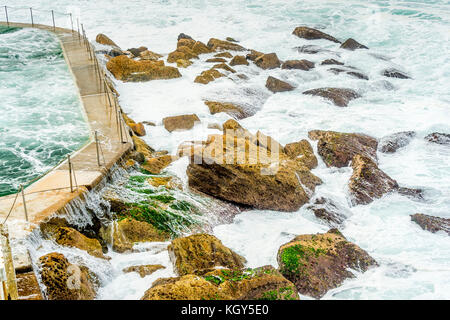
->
left=277, top=229, right=377, bottom=298
left=129, top=122, right=146, bottom=136
left=283, top=139, right=318, bottom=169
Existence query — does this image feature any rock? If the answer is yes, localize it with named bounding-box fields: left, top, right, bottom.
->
left=340, top=38, right=368, bottom=50
left=129, top=122, right=146, bottom=136
left=382, top=68, right=411, bottom=79
left=107, top=56, right=181, bottom=82
left=147, top=176, right=181, bottom=189
left=163, top=114, right=201, bottom=132
left=265, top=76, right=295, bottom=93
left=41, top=226, right=106, bottom=259
left=236, top=73, right=249, bottom=80
left=204, top=101, right=248, bottom=119
left=254, top=53, right=281, bottom=69
left=321, top=59, right=344, bottom=65
left=132, top=135, right=155, bottom=159
left=140, top=50, right=163, bottom=61
left=303, top=87, right=361, bottom=107
left=192, top=41, right=213, bottom=55
left=168, top=46, right=198, bottom=63
left=142, top=121, right=156, bottom=126
left=176, top=59, right=192, bottom=68
left=255, top=131, right=284, bottom=154
left=281, top=59, right=315, bottom=71
left=39, top=253, right=97, bottom=300
left=96, top=33, right=119, bottom=47
left=425, top=132, right=450, bottom=145
left=186, top=128, right=322, bottom=211
left=295, top=45, right=327, bottom=54
left=141, top=155, right=177, bottom=174
left=379, top=131, right=416, bottom=153
left=411, top=214, right=450, bottom=236
left=348, top=155, right=398, bottom=205
left=178, top=33, right=193, bottom=41
left=168, top=234, right=246, bottom=276
left=306, top=198, right=346, bottom=227
left=308, top=130, right=378, bottom=168
left=127, top=46, right=147, bottom=57
left=246, top=50, right=264, bottom=61
left=16, top=271, right=43, bottom=300
left=226, top=37, right=238, bottom=42
left=208, top=123, right=223, bottom=131
left=215, top=52, right=233, bottom=58
left=283, top=139, right=318, bottom=169
left=177, top=38, right=196, bottom=49
left=110, top=219, right=170, bottom=253
left=277, top=229, right=377, bottom=298
left=207, top=38, right=245, bottom=51
left=194, top=68, right=225, bottom=84
left=347, top=71, right=369, bottom=80
left=398, top=187, right=425, bottom=201
left=292, top=26, right=340, bottom=43
left=212, top=63, right=236, bottom=73
left=206, top=57, right=227, bottom=63
left=123, top=264, right=165, bottom=278
left=229, top=55, right=249, bottom=66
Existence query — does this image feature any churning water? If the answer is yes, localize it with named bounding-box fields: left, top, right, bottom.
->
left=3, top=0, right=449, bottom=299
left=0, top=26, right=89, bottom=196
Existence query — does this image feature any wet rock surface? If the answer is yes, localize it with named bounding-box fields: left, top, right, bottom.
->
left=265, top=76, right=295, bottom=93
left=292, top=26, right=340, bottom=43
left=411, top=213, right=450, bottom=236
left=163, top=114, right=201, bottom=132
left=425, top=132, right=450, bottom=145
left=340, top=38, right=368, bottom=50
left=306, top=197, right=347, bottom=227
left=281, top=59, right=315, bottom=71
left=303, top=88, right=361, bottom=107
left=382, top=68, right=411, bottom=79
left=254, top=53, right=281, bottom=69
left=379, top=131, right=416, bottom=153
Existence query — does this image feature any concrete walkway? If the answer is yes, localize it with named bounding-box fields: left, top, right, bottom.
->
left=0, top=22, right=132, bottom=241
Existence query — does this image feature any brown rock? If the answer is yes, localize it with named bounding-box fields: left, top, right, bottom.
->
left=207, top=38, right=245, bottom=51
left=168, top=234, right=246, bottom=275
left=382, top=68, right=411, bottom=79
left=123, top=264, right=165, bottom=278
left=141, top=155, right=178, bottom=174
left=306, top=197, right=346, bottom=226
left=192, top=41, right=213, bottom=55
left=303, top=87, right=361, bottom=107
left=206, top=57, right=227, bottom=63
left=96, top=33, right=119, bottom=47
left=308, top=130, right=378, bottom=168
left=292, top=26, right=340, bottom=43
left=127, top=46, right=148, bottom=57
left=425, top=132, right=450, bottom=145
left=379, top=131, right=416, bottom=153
left=226, top=37, right=238, bottom=42
left=147, top=176, right=182, bottom=190
left=39, top=253, right=97, bottom=300
left=348, top=155, right=398, bottom=205
left=129, top=122, right=146, bottom=136
left=340, top=38, right=368, bottom=50
left=212, top=63, right=236, bottom=73
left=321, top=59, right=344, bottom=65
left=255, top=131, right=284, bottom=154
left=107, top=56, right=181, bottom=82
left=194, top=68, right=225, bottom=84
left=411, top=214, right=450, bottom=236
left=204, top=101, right=248, bottom=119
left=140, top=50, right=163, bottom=61
left=163, top=114, right=201, bottom=132
left=265, top=76, right=295, bottom=93
left=283, top=140, right=318, bottom=169
left=255, top=53, right=281, bottom=69
left=229, top=55, right=249, bottom=66
left=277, top=229, right=377, bottom=298
left=281, top=59, right=315, bottom=71
left=132, top=135, right=155, bottom=159
left=177, top=38, right=196, bottom=49
left=214, top=52, right=233, bottom=58
left=176, top=59, right=192, bottom=68
left=246, top=50, right=264, bottom=61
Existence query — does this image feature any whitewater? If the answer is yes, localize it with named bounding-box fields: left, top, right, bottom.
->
left=2, top=0, right=450, bottom=299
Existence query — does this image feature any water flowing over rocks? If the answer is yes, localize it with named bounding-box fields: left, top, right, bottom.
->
left=382, top=68, right=411, bottom=79
left=292, top=26, right=340, bottom=43
left=410, top=214, right=450, bottom=236
left=425, top=132, right=450, bottom=145
left=378, top=131, right=416, bottom=153
left=303, top=88, right=361, bottom=107
left=277, top=229, right=377, bottom=298
left=340, top=38, right=368, bottom=50
left=308, top=130, right=378, bottom=168
left=306, top=197, right=347, bottom=227
left=265, top=76, right=295, bottom=93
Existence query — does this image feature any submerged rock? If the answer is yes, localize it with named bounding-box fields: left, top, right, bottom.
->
left=168, top=234, right=245, bottom=276
left=321, top=59, right=344, bottom=65
left=204, top=101, right=249, bottom=119
left=265, top=76, right=295, bottom=93
left=292, top=26, right=340, bottom=43
left=340, top=38, right=368, bottom=50
left=207, top=38, right=245, bottom=51
left=425, top=132, right=450, bottom=145
left=348, top=155, right=398, bottom=205
left=308, top=130, right=378, bottom=168
left=382, top=68, right=411, bottom=79
left=39, top=253, right=97, bottom=300
left=163, top=114, right=201, bottom=132
left=254, top=53, right=281, bottom=69
left=277, top=229, right=377, bottom=298
left=306, top=197, right=346, bottom=227
left=229, top=55, right=249, bottom=66
left=283, top=139, right=318, bottom=170
left=281, top=59, right=315, bottom=71
left=411, top=213, right=450, bottom=236
left=303, top=88, right=361, bottom=107
left=378, top=131, right=416, bottom=153
left=107, top=56, right=181, bottom=82
left=123, top=264, right=165, bottom=278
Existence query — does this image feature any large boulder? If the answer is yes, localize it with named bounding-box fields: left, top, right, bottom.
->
left=308, top=130, right=378, bottom=168
left=303, top=87, right=361, bottom=107
left=281, top=59, right=315, bottom=71
left=340, top=38, right=368, bottom=50
left=277, top=229, right=377, bottom=298
left=411, top=214, right=449, bottom=236
left=292, top=27, right=340, bottom=43
left=254, top=53, right=281, bottom=69
left=39, top=253, right=97, bottom=300
left=107, top=56, right=181, bottom=82
left=168, top=234, right=245, bottom=276
left=207, top=38, right=245, bottom=51
left=186, top=127, right=322, bottom=211
left=348, top=155, right=398, bottom=205
left=283, top=139, right=318, bottom=170
left=378, top=131, right=415, bottom=153
left=229, top=55, right=249, bottom=66
left=265, top=76, right=295, bottom=93
left=163, top=114, right=201, bottom=132
left=204, top=101, right=249, bottom=119
left=425, top=132, right=450, bottom=145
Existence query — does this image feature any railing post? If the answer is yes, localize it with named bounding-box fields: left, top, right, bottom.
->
left=20, top=186, right=28, bottom=222
left=118, top=110, right=124, bottom=143
left=95, top=131, right=101, bottom=166
left=4, top=6, right=9, bottom=27
left=30, top=8, right=34, bottom=27
left=69, top=13, right=73, bottom=34
left=68, top=155, right=73, bottom=193
left=77, top=18, right=80, bottom=42
left=51, top=10, right=55, bottom=32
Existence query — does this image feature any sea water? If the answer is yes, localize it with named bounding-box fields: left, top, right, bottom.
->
left=4, top=0, right=449, bottom=299
left=0, top=26, right=89, bottom=196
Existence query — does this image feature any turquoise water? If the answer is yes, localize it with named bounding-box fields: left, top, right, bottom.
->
left=0, top=26, right=89, bottom=196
